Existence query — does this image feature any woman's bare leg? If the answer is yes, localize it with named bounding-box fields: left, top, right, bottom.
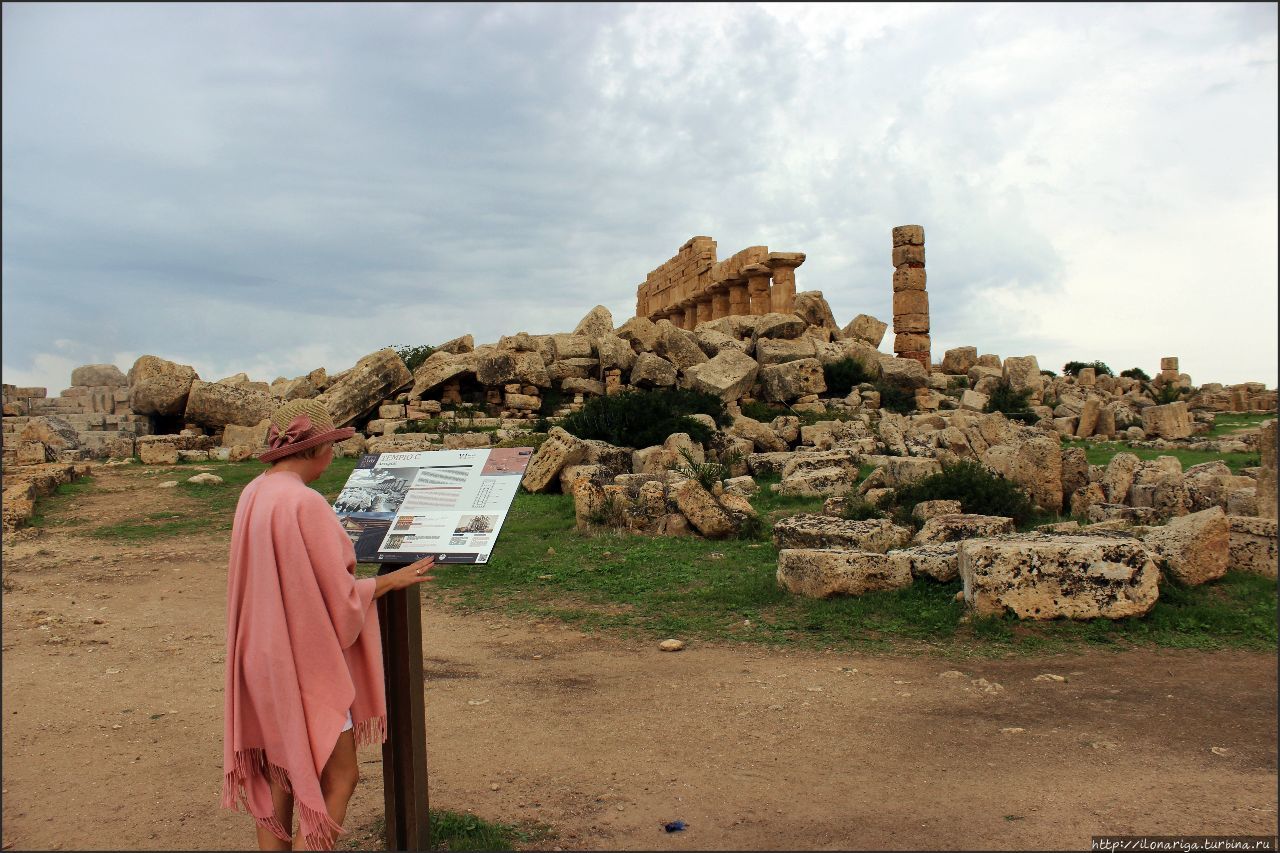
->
left=256, top=775, right=294, bottom=851
left=293, top=729, right=359, bottom=850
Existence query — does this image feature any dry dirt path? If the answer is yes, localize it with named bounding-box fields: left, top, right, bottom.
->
left=1, top=465, right=1276, bottom=851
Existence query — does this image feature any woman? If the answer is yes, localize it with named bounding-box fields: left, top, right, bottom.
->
left=220, top=398, right=436, bottom=850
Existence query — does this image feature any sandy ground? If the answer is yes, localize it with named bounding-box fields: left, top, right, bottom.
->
left=1, top=464, right=1276, bottom=851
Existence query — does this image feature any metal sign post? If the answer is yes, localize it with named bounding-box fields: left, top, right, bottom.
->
left=376, top=566, right=430, bottom=850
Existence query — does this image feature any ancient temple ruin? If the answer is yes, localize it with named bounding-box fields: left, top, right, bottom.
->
left=634, top=237, right=805, bottom=327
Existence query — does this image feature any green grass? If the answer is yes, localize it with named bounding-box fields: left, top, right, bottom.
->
left=1062, top=440, right=1260, bottom=474
left=27, top=477, right=98, bottom=529
left=340, top=809, right=549, bottom=851
left=1206, top=412, right=1273, bottom=438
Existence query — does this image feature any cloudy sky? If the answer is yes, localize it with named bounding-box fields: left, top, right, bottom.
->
left=3, top=2, right=1276, bottom=394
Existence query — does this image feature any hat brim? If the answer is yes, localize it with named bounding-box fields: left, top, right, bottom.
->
left=257, top=427, right=356, bottom=463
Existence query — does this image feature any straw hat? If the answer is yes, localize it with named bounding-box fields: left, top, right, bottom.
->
left=257, top=399, right=355, bottom=463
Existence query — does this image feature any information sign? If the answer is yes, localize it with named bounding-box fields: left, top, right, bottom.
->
left=332, top=447, right=533, bottom=564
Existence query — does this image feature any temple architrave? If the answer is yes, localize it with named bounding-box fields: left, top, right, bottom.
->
left=634, top=236, right=805, bottom=328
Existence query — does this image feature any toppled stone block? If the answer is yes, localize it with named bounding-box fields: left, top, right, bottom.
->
left=319, top=348, right=413, bottom=426
left=913, top=513, right=1015, bottom=545
left=687, top=349, right=758, bottom=402
left=912, top=499, right=962, bottom=522
left=671, top=479, right=736, bottom=538
left=941, top=347, right=978, bottom=376
left=1227, top=516, right=1277, bottom=578
left=773, top=514, right=912, bottom=553
left=1143, top=401, right=1193, bottom=440
left=184, top=380, right=276, bottom=429
left=776, top=466, right=860, bottom=497
left=959, top=533, right=1159, bottom=619
left=71, top=364, right=127, bottom=388
left=842, top=314, right=888, bottom=347
left=746, top=451, right=794, bottom=477
left=780, top=449, right=862, bottom=481
left=777, top=549, right=913, bottom=598
left=520, top=426, right=588, bottom=493
left=572, top=306, right=614, bottom=339
left=759, top=358, right=826, bottom=402
left=127, top=355, right=198, bottom=416
left=1141, top=507, right=1229, bottom=586
left=629, top=353, right=678, bottom=387
left=882, top=456, right=942, bottom=487
left=476, top=349, right=550, bottom=389
left=889, top=542, right=960, bottom=582
left=137, top=439, right=179, bottom=465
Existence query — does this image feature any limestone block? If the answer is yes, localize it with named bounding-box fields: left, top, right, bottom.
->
left=694, top=327, right=749, bottom=358
left=981, top=435, right=1063, bottom=513
left=959, top=534, right=1159, bottom=619
left=892, top=290, right=930, bottom=318
left=671, top=479, right=736, bottom=538
left=442, top=432, right=492, bottom=450
left=19, top=416, right=81, bottom=451
left=891, top=225, right=925, bottom=247
left=889, top=543, right=960, bottom=582
left=615, top=316, right=660, bottom=353
left=222, top=420, right=270, bottom=449
left=687, top=349, right=759, bottom=402
left=892, top=245, right=925, bottom=267
left=878, top=356, right=928, bottom=389
left=770, top=415, right=802, bottom=445
left=1142, top=402, right=1193, bottom=440
left=912, top=500, right=963, bottom=522
left=547, top=358, right=599, bottom=383
left=316, top=348, right=413, bottom=427
left=1002, top=356, right=1044, bottom=403
left=759, top=358, right=826, bottom=403
left=594, top=335, right=638, bottom=372
left=960, top=390, right=989, bottom=412
left=409, top=351, right=475, bottom=399
left=752, top=313, right=808, bottom=341
left=780, top=449, right=862, bottom=481
left=1257, top=419, right=1276, bottom=519
left=1227, top=516, right=1277, bottom=578
left=561, top=377, right=605, bottom=396
left=1076, top=399, right=1101, bottom=438
left=892, top=313, right=930, bottom=334
left=941, top=347, right=978, bottom=376
left=777, top=549, right=913, bottom=598
left=746, top=451, right=795, bottom=477
left=71, top=364, right=127, bottom=388
left=185, top=380, right=276, bottom=429
left=138, top=440, right=179, bottom=465
left=127, top=355, right=198, bottom=416
left=572, top=305, right=614, bottom=339
left=1141, top=507, right=1229, bottom=586
left=1102, top=453, right=1142, bottom=504
left=776, top=466, right=860, bottom=497
left=572, top=478, right=608, bottom=530
left=755, top=336, right=818, bottom=366
left=551, top=334, right=594, bottom=361
left=629, top=353, right=678, bottom=387
left=773, top=514, right=911, bottom=553
left=892, top=266, right=926, bottom=292
left=1227, top=488, right=1257, bottom=516
left=792, top=291, right=840, bottom=331
left=178, top=450, right=210, bottom=462
left=842, top=314, right=888, bottom=347
left=883, top=456, right=942, bottom=487
left=476, top=349, right=551, bottom=389
left=520, top=426, right=588, bottom=493
left=1061, top=447, right=1089, bottom=505
left=505, top=393, right=541, bottom=411
left=913, top=513, right=1015, bottom=545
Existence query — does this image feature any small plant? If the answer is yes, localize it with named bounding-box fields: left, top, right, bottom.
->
left=1120, top=367, right=1151, bottom=381
left=1152, top=382, right=1190, bottom=405
left=739, top=400, right=784, bottom=422
left=559, top=387, right=727, bottom=448
left=669, top=446, right=740, bottom=491
left=890, top=460, right=1035, bottom=527
left=822, top=358, right=872, bottom=396
left=839, top=496, right=886, bottom=521
left=391, top=344, right=436, bottom=373
left=983, top=381, right=1033, bottom=417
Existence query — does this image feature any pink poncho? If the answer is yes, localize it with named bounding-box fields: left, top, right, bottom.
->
left=221, top=470, right=386, bottom=849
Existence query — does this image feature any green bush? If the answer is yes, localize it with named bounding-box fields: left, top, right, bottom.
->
left=839, top=496, right=887, bottom=521
left=1121, top=367, right=1151, bottom=381
left=891, top=460, right=1035, bottom=526
left=823, top=358, right=872, bottom=396
left=559, top=387, right=728, bottom=448
left=1062, top=360, right=1113, bottom=377
left=538, top=388, right=567, bottom=417
left=983, top=381, right=1033, bottom=417
left=875, top=382, right=916, bottom=414
left=391, top=343, right=436, bottom=373
left=739, top=400, right=783, bottom=422
left=1152, top=382, right=1190, bottom=405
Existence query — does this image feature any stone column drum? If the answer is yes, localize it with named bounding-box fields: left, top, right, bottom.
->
left=726, top=278, right=750, bottom=316
left=743, top=264, right=773, bottom=315
left=766, top=252, right=805, bottom=314
left=892, top=225, right=930, bottom=369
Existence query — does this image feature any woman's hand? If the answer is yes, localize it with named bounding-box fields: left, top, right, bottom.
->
left=373, top=556, right=437, bottom=598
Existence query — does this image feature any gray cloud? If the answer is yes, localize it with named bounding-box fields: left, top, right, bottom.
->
left=3, top=2, right=1276, bottom=392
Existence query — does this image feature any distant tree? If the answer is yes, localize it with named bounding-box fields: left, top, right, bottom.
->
left=391, top=344, right=436, bottom=373
left=1120, top=367, right=1151, bottom=381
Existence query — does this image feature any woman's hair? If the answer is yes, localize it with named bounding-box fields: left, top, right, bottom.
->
left=270, top=441, right=332, bottom=464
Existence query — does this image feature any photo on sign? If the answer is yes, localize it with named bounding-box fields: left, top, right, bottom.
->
left=453, top=514, right=497, bottom=535
left=334, top=466, right=415, bottom=515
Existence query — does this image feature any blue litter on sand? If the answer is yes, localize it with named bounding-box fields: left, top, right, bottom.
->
left=664, top=821, right=686, bottom=833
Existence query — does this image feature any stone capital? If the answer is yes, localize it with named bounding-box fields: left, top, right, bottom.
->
left=767, top=252, right=806, bottom=270
left=741, top=263, right=772, bottom=279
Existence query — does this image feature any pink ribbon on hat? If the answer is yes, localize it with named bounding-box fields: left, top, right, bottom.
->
left=267, top=414, right=314, bottom=449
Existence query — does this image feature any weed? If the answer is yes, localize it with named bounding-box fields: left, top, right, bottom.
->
left=669, top=446, right=742, bottom=491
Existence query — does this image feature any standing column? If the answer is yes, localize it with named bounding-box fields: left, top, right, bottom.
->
left=766, top=252, right=805, bottom=314
left=1160, top=357, right=1179, bottom=383
left=696, top=296, right=714, bottom=325
left=742, top=264, right=773, bottom=315
left=726, top=277, right=750, bottom=316
left=708, top=283, right=731, bottom=319
left=891, top=225, right=930, bottom=370
left=682, top=299, right=698, bottom=329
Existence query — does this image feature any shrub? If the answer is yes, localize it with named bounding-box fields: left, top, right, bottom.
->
left=1152, top=383, right=1190, bottom=405
left=822, top=358, right=872, bottom=396
left=559, top=387, right=728, bottom=448
left=1063, top=360, right=1113, bottom=377
left=538, top=389, right=567, bottom=417
left=1121, top=367, right=1151, bottom=381
left=839, top=497, right=886, bottom=521
left=669, top=447, right=742, bottom=491
left=875, top=382, right=916, bottom=414
left=891, top=460, right=1035, bottom=526
left=392, top=344, right=436, bottom=373
left=1039, top=369, right=1057, bottom=377
left=983, top=381, right=1033, bottom=417
left=739, top=400, right=783, bottom=422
